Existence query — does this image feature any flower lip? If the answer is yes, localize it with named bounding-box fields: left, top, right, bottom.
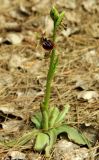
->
left=41, top=38, right=54, bottom=50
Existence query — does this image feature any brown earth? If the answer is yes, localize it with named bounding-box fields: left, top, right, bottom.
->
left=0, top=0, right=99, bottom=159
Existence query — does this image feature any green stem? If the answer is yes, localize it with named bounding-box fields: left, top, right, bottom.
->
left=43, top=22, right=56, bottom=111
left=43, top=48, right=56, bottom=110
left=53, top=22, right=56, bottom=41
left=41, top=23, right=57, bottom=130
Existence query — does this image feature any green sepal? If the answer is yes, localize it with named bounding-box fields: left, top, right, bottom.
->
left=45, top=129, right=57, bottom=156
left=50, top=6, right=59, bottom=22
left=55, top=104, right=70, bottom=125
left=31, top=112, right=42, bottom=129
left=56, top=11, right=65, bottom=27
left=56, top=124, right=91, bottom=147
left=48, top=107, right=60, bottom=128
left=34, top=132, right=49, bottom=151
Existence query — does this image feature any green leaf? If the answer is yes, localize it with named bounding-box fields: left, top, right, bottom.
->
left=0, top=141, right=7, bottom=148
left=0, top=129, right=38, bottom=148
left=15, top=129, right=39, bottom=147
left=48, top=106, right=55, bottom=117
left=48, top=107, right=60, bottom=128
left=34, top=132, right=49, bottom=151
left=31, top=112, right=42, bottom=129
left=56, top=11, right=65, bottom=27
left=56, top=124, right=91, bottom=146
left=55, top=104, right=70, bottom=125
left=0, top=140, right=16, bottom=148
left=50, top=6, right=59, bottom=22
left=45, top=129, right=57, bottom=156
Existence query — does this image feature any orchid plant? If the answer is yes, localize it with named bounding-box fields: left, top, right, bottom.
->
left=30, top=7, right=91, bottom=156
left=0, top=7, right=91, bottom=157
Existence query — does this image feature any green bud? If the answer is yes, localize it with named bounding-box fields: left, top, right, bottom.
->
left=56, top=11, right=65, bottom=27
left=50, top=6, right=59, bottom=22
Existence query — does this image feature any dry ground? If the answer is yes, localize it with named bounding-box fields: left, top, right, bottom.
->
left=0, top=0, right=99, bottom=159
